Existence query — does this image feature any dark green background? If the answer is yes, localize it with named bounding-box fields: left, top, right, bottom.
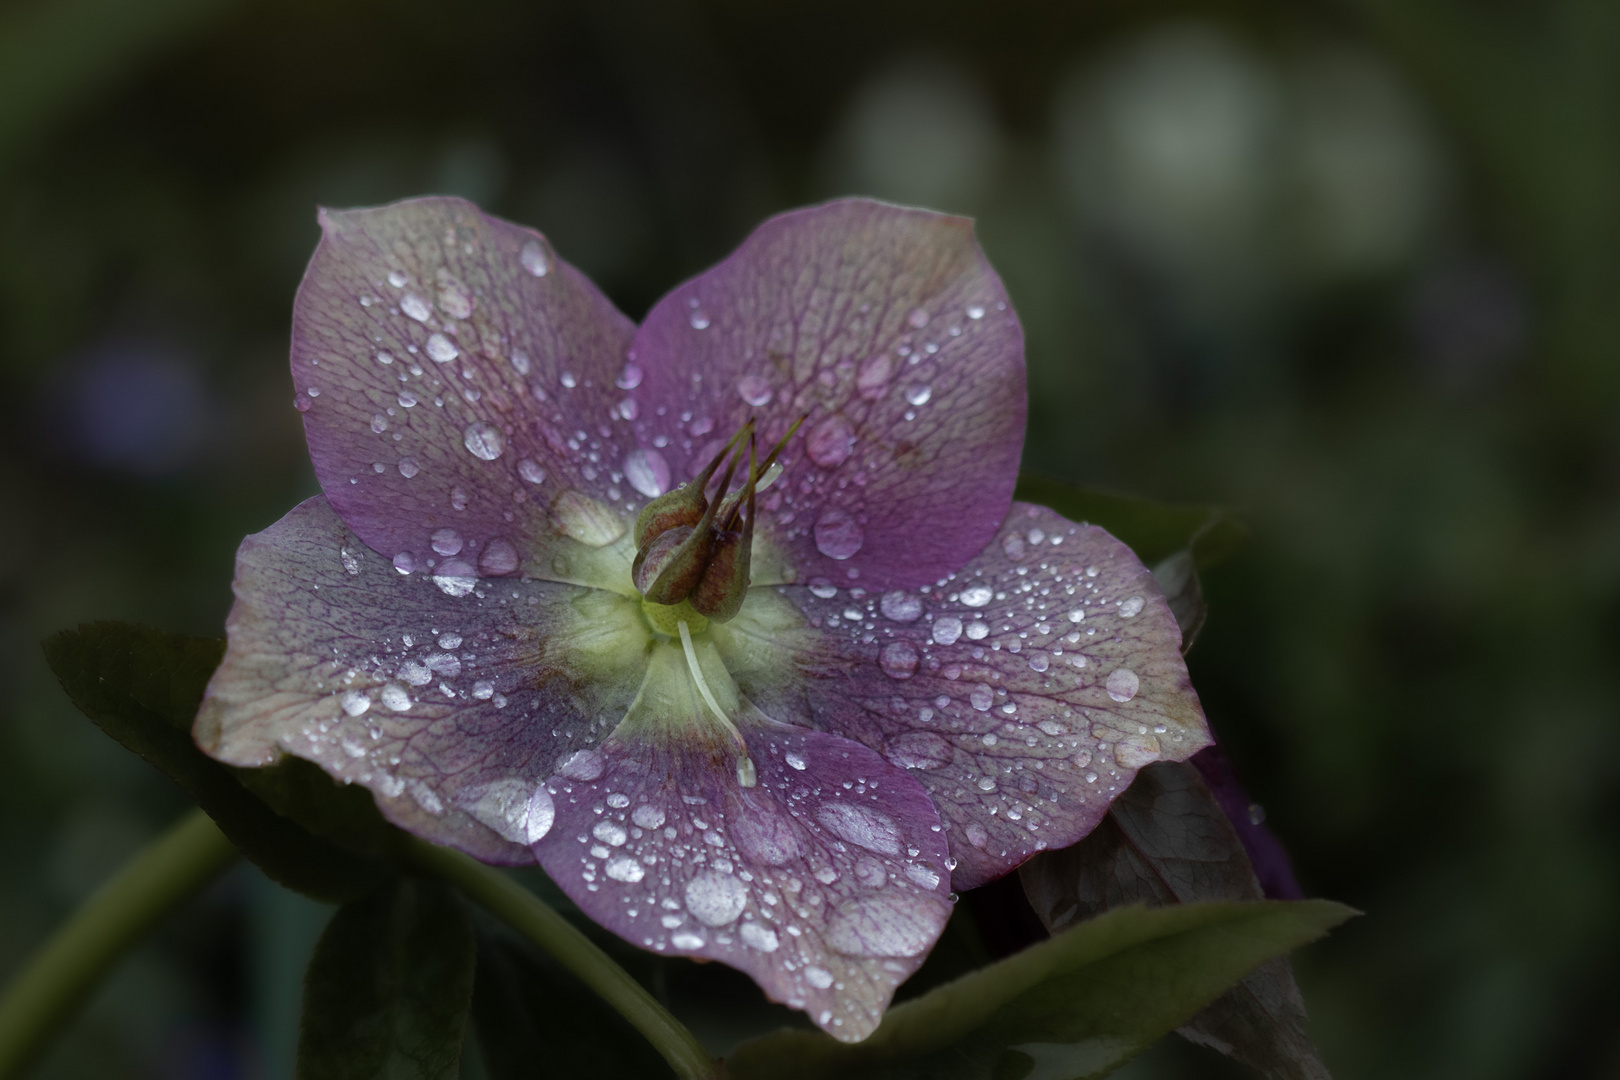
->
left=2, top=0, right=1616, bottom=1076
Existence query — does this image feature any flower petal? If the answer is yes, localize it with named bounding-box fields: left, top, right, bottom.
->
left=774, top=501, right=1212, bottom=889
left=627, top=198, right=1025, bottom=590
left=292, top=196, right=641, bottom=583
left=195, top=496, right=650, bottom=863
left=533, top=720, right=953, bottom=1042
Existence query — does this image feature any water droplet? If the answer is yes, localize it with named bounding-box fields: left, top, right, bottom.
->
left=907, top=864, right=941, bottom=889
left=517, top=459, right=546, bottom=485
left=616, top=363, right=643, bottom=390
left=624, top=449, right=670, bottom=498
left=387, top=270, right=409, bottom=288
left=969, top=684, right=994, bottom=711
left=965, top=822, right=988, bottom=847
left=398, top=458, right=420, bottom=478
left=592, top=820, right=628, bottom=846
left=1106, top=668, right=1140, bottom=703
left=1119, top=595, right=1145, bottom=618
left=397, top=391, right=417, bottom=408
left=931, top=616, right=963, bottom=645
left=431, top=528, right=463, bottom=556
left=369, top=414, right=388, bottom=434
left=400, top=293, right=432, bottom=322
left=804, top=966, right=834, bottom=989
left=671, top=931, right=706, bottom=950
left=463, top=422, right=505, bottom=461
left=479, top=539, right=518, bottom=576
left=1248, top=803, right=1267, bottom=826
left=560, top=371, right=577, bottom=389
left=880, top=591, right=923, bottom=622
left=740, top=922, right=779, bottom=952
left=425, top=333, right=458, bottom=363
left=392, top=552, right=415, bottom=574
left=437, top=632, right=462, bottom=649
left=737, top=374, right=772, bottom=406
left=437, top=277, right=473, bottom=319
left=976, top=776, right=998, bottom=792
left=907, top=308, right=929, bottom=329
left=431, top=559, right=477, bottom=597
left=559, top=749, right=606, bottom=781
left=1027, top=652, right=1050, bottom=673
left=510, top=350, right=531, bottom=375
left=959, top=584, right=993, bottom=608
left=340, top=547, right=361, bottom=575
left=685, top=872, right=748, bottom=927
left=814, top=509, right=864, bottom=560
left=965, top=621, right=989, bottom=640
left=605, top=854, right=644, bottom=883
left=785, top=751, right=807, bottom=771
left=340, top=690, right=370, bottom=717
left=816, top=803, right=901, bottom=855
left=380, top=684, right=411, bottom=711
left=906, top=385, right=932, bottom=406
left=879, top=641, right=919, bottom=680
left=885, top=732, right=952, bottom=770
left=520, top=240, right=548, bottom=277
left=1068, top=609, right=1086, bottom=623
left=1001, top=533, right=1026, bottom=559
left=966, top=304, right=985, bottom=320
left=856, top=353, right=895, bottom=397
left=806, top=415, right=855, bottom=468
left=689, top=310, right=710, bottom=330
left=808, top=578, right=837, bottom=600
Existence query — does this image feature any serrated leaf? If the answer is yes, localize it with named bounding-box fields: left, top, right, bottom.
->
left=467, top=932, right=671, bottom=1080
left=299, top=878, right=476, bottom=1080
left=723, top=899, right=1354, bottom=1080
left=43, top=621, right=388, bottom=901
left=1020, top=762, right=1331, bottom=1080
left=1015, top=475, right=1246, bottom=570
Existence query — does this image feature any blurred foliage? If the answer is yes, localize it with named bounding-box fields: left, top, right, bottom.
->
left=2, top=0, right=1619, bottom=1077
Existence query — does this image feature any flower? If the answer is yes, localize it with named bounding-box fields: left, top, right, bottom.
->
left=195, top=196, right=1211, bottom=1040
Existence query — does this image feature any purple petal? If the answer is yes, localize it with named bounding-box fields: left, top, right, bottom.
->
left=534, top=723, right=953, bottom=1042
left=626, top=198, right=1025, bottom=590
left=195, top=496, right=639, bottom=864
left=778, top=502, right=1212, bottom=890
left=291, top=197, right=640, bottom=578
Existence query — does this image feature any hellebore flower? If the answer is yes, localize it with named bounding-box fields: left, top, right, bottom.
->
left=195, top=196, right=1211, bottom=1040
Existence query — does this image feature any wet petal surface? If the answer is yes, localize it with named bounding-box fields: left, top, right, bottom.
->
left=196, top=497, right=651, bottom=863
left=292, top=197, right=640, bottom=582
left=775, top=502, right=1211, bottom=889
left=534, top=720, right=952, bottom=1042
left=627, top=199, right=1025, bottom=590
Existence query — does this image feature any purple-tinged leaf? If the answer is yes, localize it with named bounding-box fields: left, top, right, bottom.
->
left=776, top=502, right=1211, bottom=889
left=627, top=198, right=1026, bottom=591
left=291, top=196, right=641, bottom=580
left=531, top=719, right=953, bottom=1043
left=1019, top=760, right=1330, bottom=1080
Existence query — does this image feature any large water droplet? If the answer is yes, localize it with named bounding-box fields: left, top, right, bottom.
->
left=425, top=333, right=458, bottom=363
left=400, top=293, right=432, bottom=321
left=605, top=854, right=644, bottom=883
left=959, top=584, right=993, bottom=608
left=616, top=363, right=643, bottom=390
left=885, top=731, right=952, bottom=770
left=517, top=459, right=546, bottom=485
left=814, top=509, right=864, bottom=560
left=479, top=538, right=519, bottom=576
left=804, top=965, right=834, bottom=988
left=559, top=749, right=606, bottom=781
left=685, top=871, right=748, bottom=927
left=931, top=616, right=963, bottom=645
left=592, top=820, right=628, bottom=846
left=689, top=310, right=710, bottom=330
left=431, top=559, right=477, bottom=597
left=880, top=591, right=923, bottom=622
left=519, top=241, right=548, bottom=277
left=431, top=528, right=463, bottom=556
left=737, top=374, right=772, bottom=407
left=624, top=449, right=670, bottom=498
left=906, top=385, right=932, bottom=406
left=463, top=422, right=505, bottom=461
left=525, top=788, right=555, bottom=843
left=969, top=684, right=994, bottom=711
left=392, top=552, right=415, bottom=574
left=816, top=803, right=901, bottom=856
left=807, top=415, right=856, bottom=468
left=437, top=277, right=473, bottom=319
left=907, top=308, right=930, bottom=329
left=340, top=690, right=370, bottom=717
left=879, top=641, right=919, bottom=680
left=632, top=803, right=666, bottom=829
left=1106, top=668, right=1140, bottom=703
left=671, top=931, right=705, bottom=950
left=387, top=270, right=409, bottom=288
left=380, top=684, right=411, bottom=711
left=510, top=350, right=531, bottom=375
left=740, top=921, right=779, bottom=953
left=856, top=353, right=895, bottom=397
left=1119, top=595, right=1145, bottom=618
left=398, top=458, right=420, bottom=478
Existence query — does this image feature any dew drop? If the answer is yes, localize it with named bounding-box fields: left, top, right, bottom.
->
left=931, top=616, right=963, bottom=645
left=340, top=547, right=361, bottom=575
left=1119, top=595, right=1145, bottom=618
left=616, top=363, right=643, bottom=390
left=808, top=578, right=837, bottom=600
left=400, top=293, right=432, bottom=322
left=907, top=308, right=929, bottom=329
left=479, top=538, right=519, bottom=576
left=804, top=966, right=834, bottom=989
left=431, top=528, right=463, bottom=556
left=967, top=304, right=985, bottom=320
left=879, top=591, right=922, bottom=623
left=380, top=684, right=411, bottom=712
left=737, top=374, right=772, bottom=407
left=463, top=422, right=505, bottom=461
left=879, top=641, right=919, bottom=680
left=387, top=271, right=409, bottom=288
left=856, top=353, right=895, bottom=397
left=969, top=684, right=994, bottom=711
left=740, top=922, right=779, bottom=953
left=398, top=458, right=420, bottom=479
left=965, top=822, right=988, bottom=848
left=392, top=552, right=415, bottom=574
left=959, top=584, right=993, bottom=608
left=806, top=415, right=856, bottom=468
left=425, top=333, right=458, bottom=363
left=520, top=241, right=549, bottom=277
left=685, top=872, right=748, bottom=927
left=431, top=559, right=477, bottom=597
left=340, top=690, right=370, bottom=717
left=632, top=804, right=666, bottom=830
left=517, top=459, right=546, bottom=485
left=437, top=277, right=472, bottom=319
left=592, top=820, right=628, bottom=846
left=370, top=414, right=388, bottom=433
left=814, top=509, right=864, bottom=560
left=624, top=448, right=671, bottom=498
left=671, top=932, right=706, bottom=950
left=689, top=310, right=710, bottom=330
left=816, top=803, right=901, bottom=856
left=965, top=620, right=989, bottom=640
left=785, top=751, right=807, bottom=771
left=397, top=391, right=418, bottom=408
left=510, top=350, right=531, bottom=375
left=605, top=854, right=644, bottom=883
left=1106, top=668, right=1140, bottom=703
left=905, top=385, right=932, bottom=406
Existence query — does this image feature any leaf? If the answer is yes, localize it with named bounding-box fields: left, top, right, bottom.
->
left=43, top=621, right=389, bottom=901
left=467, top=931, right=672, bottom=1080
left=1151, top=549, right=1207, bottom=654
left=298, top=878, right=477, bottom=1080
left=723, top=898, right=1354, bottom=1080
left=1014, top=475, right=1246, bottom=570
left=1020, top=762, right=1331, bottom=1080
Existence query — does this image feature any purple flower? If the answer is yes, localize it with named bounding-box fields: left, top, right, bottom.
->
left=195, top=196, right=1211, bottom=1040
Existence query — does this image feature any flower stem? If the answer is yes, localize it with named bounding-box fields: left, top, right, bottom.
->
left=400, top=835, right=718, bottom=1080
left=0, top=808, right=238, bottom=1080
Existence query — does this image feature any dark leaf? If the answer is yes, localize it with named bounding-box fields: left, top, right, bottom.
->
left=1150, top=549, right=1207, bottom=653
left=298, top=877, right=476, bottom=1080
left=43, top=621, right=389, bottom=901
left=1020, top=762, right=1329, bottom=1080
left=468, top=931, right=672, bottom=1080
left=1014, top=475, right=1246, bottom=570
left=724, top=899, right=1354, bottom=1080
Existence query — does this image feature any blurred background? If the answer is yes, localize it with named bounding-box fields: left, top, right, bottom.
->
left=2, top=0, right=1618, bottom=1076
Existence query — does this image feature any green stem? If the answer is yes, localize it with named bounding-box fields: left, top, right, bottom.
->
left=0, top=808, right=238, bottom=1080
left=400, top=835, right=718, bottom=1080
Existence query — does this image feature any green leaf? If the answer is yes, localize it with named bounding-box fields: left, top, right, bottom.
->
left=467, top=932, right=672, bottom=1080
left=1014, top=475, right=1247, bottom=570
left=1020, top=762, right=1334, bottom=1080
left=43, top=621, right=389, bottom=902
left=723, top=899, right=1353, bottom=1080
left=298, top=878, right=477, bottom=1080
